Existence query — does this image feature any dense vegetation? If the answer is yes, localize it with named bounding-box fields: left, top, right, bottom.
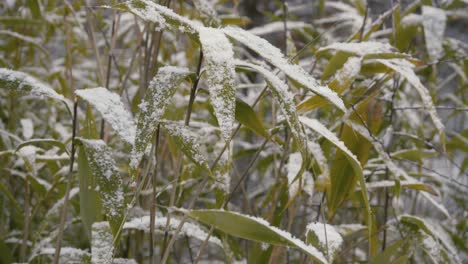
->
left=0, top=0, right=467, bottom=263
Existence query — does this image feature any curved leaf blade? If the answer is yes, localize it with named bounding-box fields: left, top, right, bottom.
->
left=186, top=209, right=328, bottom=264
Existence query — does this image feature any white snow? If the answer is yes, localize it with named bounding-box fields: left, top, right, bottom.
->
left=92, top=222, right=114, bottom=264
left=123, top=215, right=223, bottom=247
left=224, top=27, right=345, bottom=111
left=422, top=6, right=446, bottom=61
left=318, top=41, right=397, bottom=56
left=306, top=222, right=343, bottom=261
left=76, top=87, right=136, bottom=144
left=20, top=118, right=34, bottom=139
left=0, top=68, right=66, bottom=101
left=248, top=21, right=311, bottom=36
left=199, top=27, right=236, bottom=142
left=133, top=66, right=191, bottom=168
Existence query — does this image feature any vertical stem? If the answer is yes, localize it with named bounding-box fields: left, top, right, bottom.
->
left=53, top=9, right=77, bottom=263
left=149, top=125, right=161, bottom=263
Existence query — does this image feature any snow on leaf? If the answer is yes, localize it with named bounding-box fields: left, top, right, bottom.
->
left=120, top=0, right=202, bottom=35
left=317, top=41, right=397, bottom=57
left=133, top=66, right=192, bottom=168
left=186, top=209, right=328, bottom=263
left=199, top=27, right=236, bottom=142
left=376, top=59, right=445, bottom=140
left=0, top=68, right=66, bottom=102
left=299, top=116, right=372, bottom=246
left=123, top=215, right=223, bottom=247
left=76, top=87, right=136, bottom=144
left=235, top=60, right=308, bottom=158
left=306, top=222, right=343, bottom=262
left=193, top=0, right=220, bottom=26
left=0, top=30, right=48, bottom=54
left=92, top=222, right=114, bottom=264
left=32, top=247, right=90, bottom=263
left=20, top=118, right=34, bottom=140
left=422, top=6, right=446, bottom=61
left=287, top=152, right=303, bottom=197
left=248, top=21, right=312, bottom=36
left=162, top=121, right=211, bottom=175
left=75, top=138, right=126, bottom=236
left=224, top=27, right=345, bottom=111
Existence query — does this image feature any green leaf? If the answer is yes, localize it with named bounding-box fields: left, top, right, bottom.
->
left=76, top=87, right=136, bottom=145
left=317, top=42, right=398, bottom=58
left=235, top=60, right=308, bottom=158
left=78, top=148, right=103, bottom=239
left=133, top=66, right=192, bottom=168
left=235, top=98, right=269, bottom=138
left=300, top=117, right=373, bottom=255
left=298, top=56, right=361, bottom=113
left=186, top=209, right=328, bottom=263
left=0, top=68, right=66, bottom=102
left=199, top=27, right=237, bottom=141
left=0, top=30, right=47, bottom=55
left=376, top=59, right=445, bottom=145
left=116, top=0, right=201, bottom=37
left=15, top=138, right=69, bottom=156
left=75, top=138, right=125, bottom=237
left=369, top=239, right=408, bottom=264
left=224, top=27, right=345, bottom=111
left=91, top=222, right=114, bottom=264
left=162, top=122, right=212, bottom=176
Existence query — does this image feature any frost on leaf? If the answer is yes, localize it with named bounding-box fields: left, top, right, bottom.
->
left=224, top=27, right=345, bottom=111
left=92, top=222, right=114, bottom=264
left=248, top=21, right=312, bottom=36
left=287, top=152, right=314, bottom=198
left=0, top=68, right=66, bottom=102
left=162, top=122, right=211, bottom=175
left=76, top=87, right=136, bottom=145
left=121, top=0, right=202, bottom=35
left=422, top=6, right=446, bottom=61
left=186, top=209, right=328, bottom=264
left=193, top=0, right=220, bottom=26
left=317, top=41, right=397, bottom=57
left=376, top=59, right=445, bottom=139
left=306, top=222, right=343, bottom=262
left=235, top=60, right=308, bottom=158
left=133, top=66, right=191, bottom=168
left=199, top=27, right=236, bottom=141
left=75, top=138, right=126, bottom=236
left=123, top=215, right=223, bottom=247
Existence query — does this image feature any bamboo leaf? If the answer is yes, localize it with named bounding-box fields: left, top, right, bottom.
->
left=235, top=98, right=269, bottom=138
left=224, top=27, right=345, bottom=111
left=75, top=138, right=125, bottom=237
left=0, top=68, right=66, bottom=102
left=15, top=138, right=69, bottom=156
left=199, top=27, right=237, bottom=141
left=298, top=56, right=361, bottom=113
left=306, top=223, right=343, bottom=262
left=162, top=122, right=211, bottom=176
left=133, top=66, right=192, bottom=168
left=91, top=222, right=114, bottom=264
left=76, top=87, right=136, bottom=145
left=299, top=117, right=373, bottom=254
left=376, top=59, right=445, bottom=143
left=422, top=6, right=446, bottom=62
left=116, top=0, right=202, bottom=36
left=78, top=148, right=103, bottom=239
left=186, top=209, right=328, bottom=264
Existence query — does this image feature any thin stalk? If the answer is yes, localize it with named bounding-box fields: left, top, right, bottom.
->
left=149, top=125, right=161, bottom=263
left=53, top=10, right=77, bottom=263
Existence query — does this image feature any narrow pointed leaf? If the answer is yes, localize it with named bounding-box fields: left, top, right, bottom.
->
left=75, top=138, right=125, bottom=236
left=91, top=222, right=114, bottom=264
left=199, top=27, right=236, bottom=141
left=0, top=68, right=66, bottom=102
left=162, top=122, right=211, bottom=176
left=422, top=6, right=446, bottom=61
left=133, top=66, right=192, bottom=168
left=376, top=59, right=445, bottom=141
left=76, top=87, right=136, bottom=144
left=306, top=223, right=343, bottom=262
left=235, top=98, right=269, bottom=138
left=186, top=209, right=328, bottom=264
left=300, top=116, right=372, bottom=253
left=224, top=27, right=345, bottom=111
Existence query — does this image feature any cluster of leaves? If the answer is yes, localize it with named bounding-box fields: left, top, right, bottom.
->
left=0, top=0, right=467, bottom=263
